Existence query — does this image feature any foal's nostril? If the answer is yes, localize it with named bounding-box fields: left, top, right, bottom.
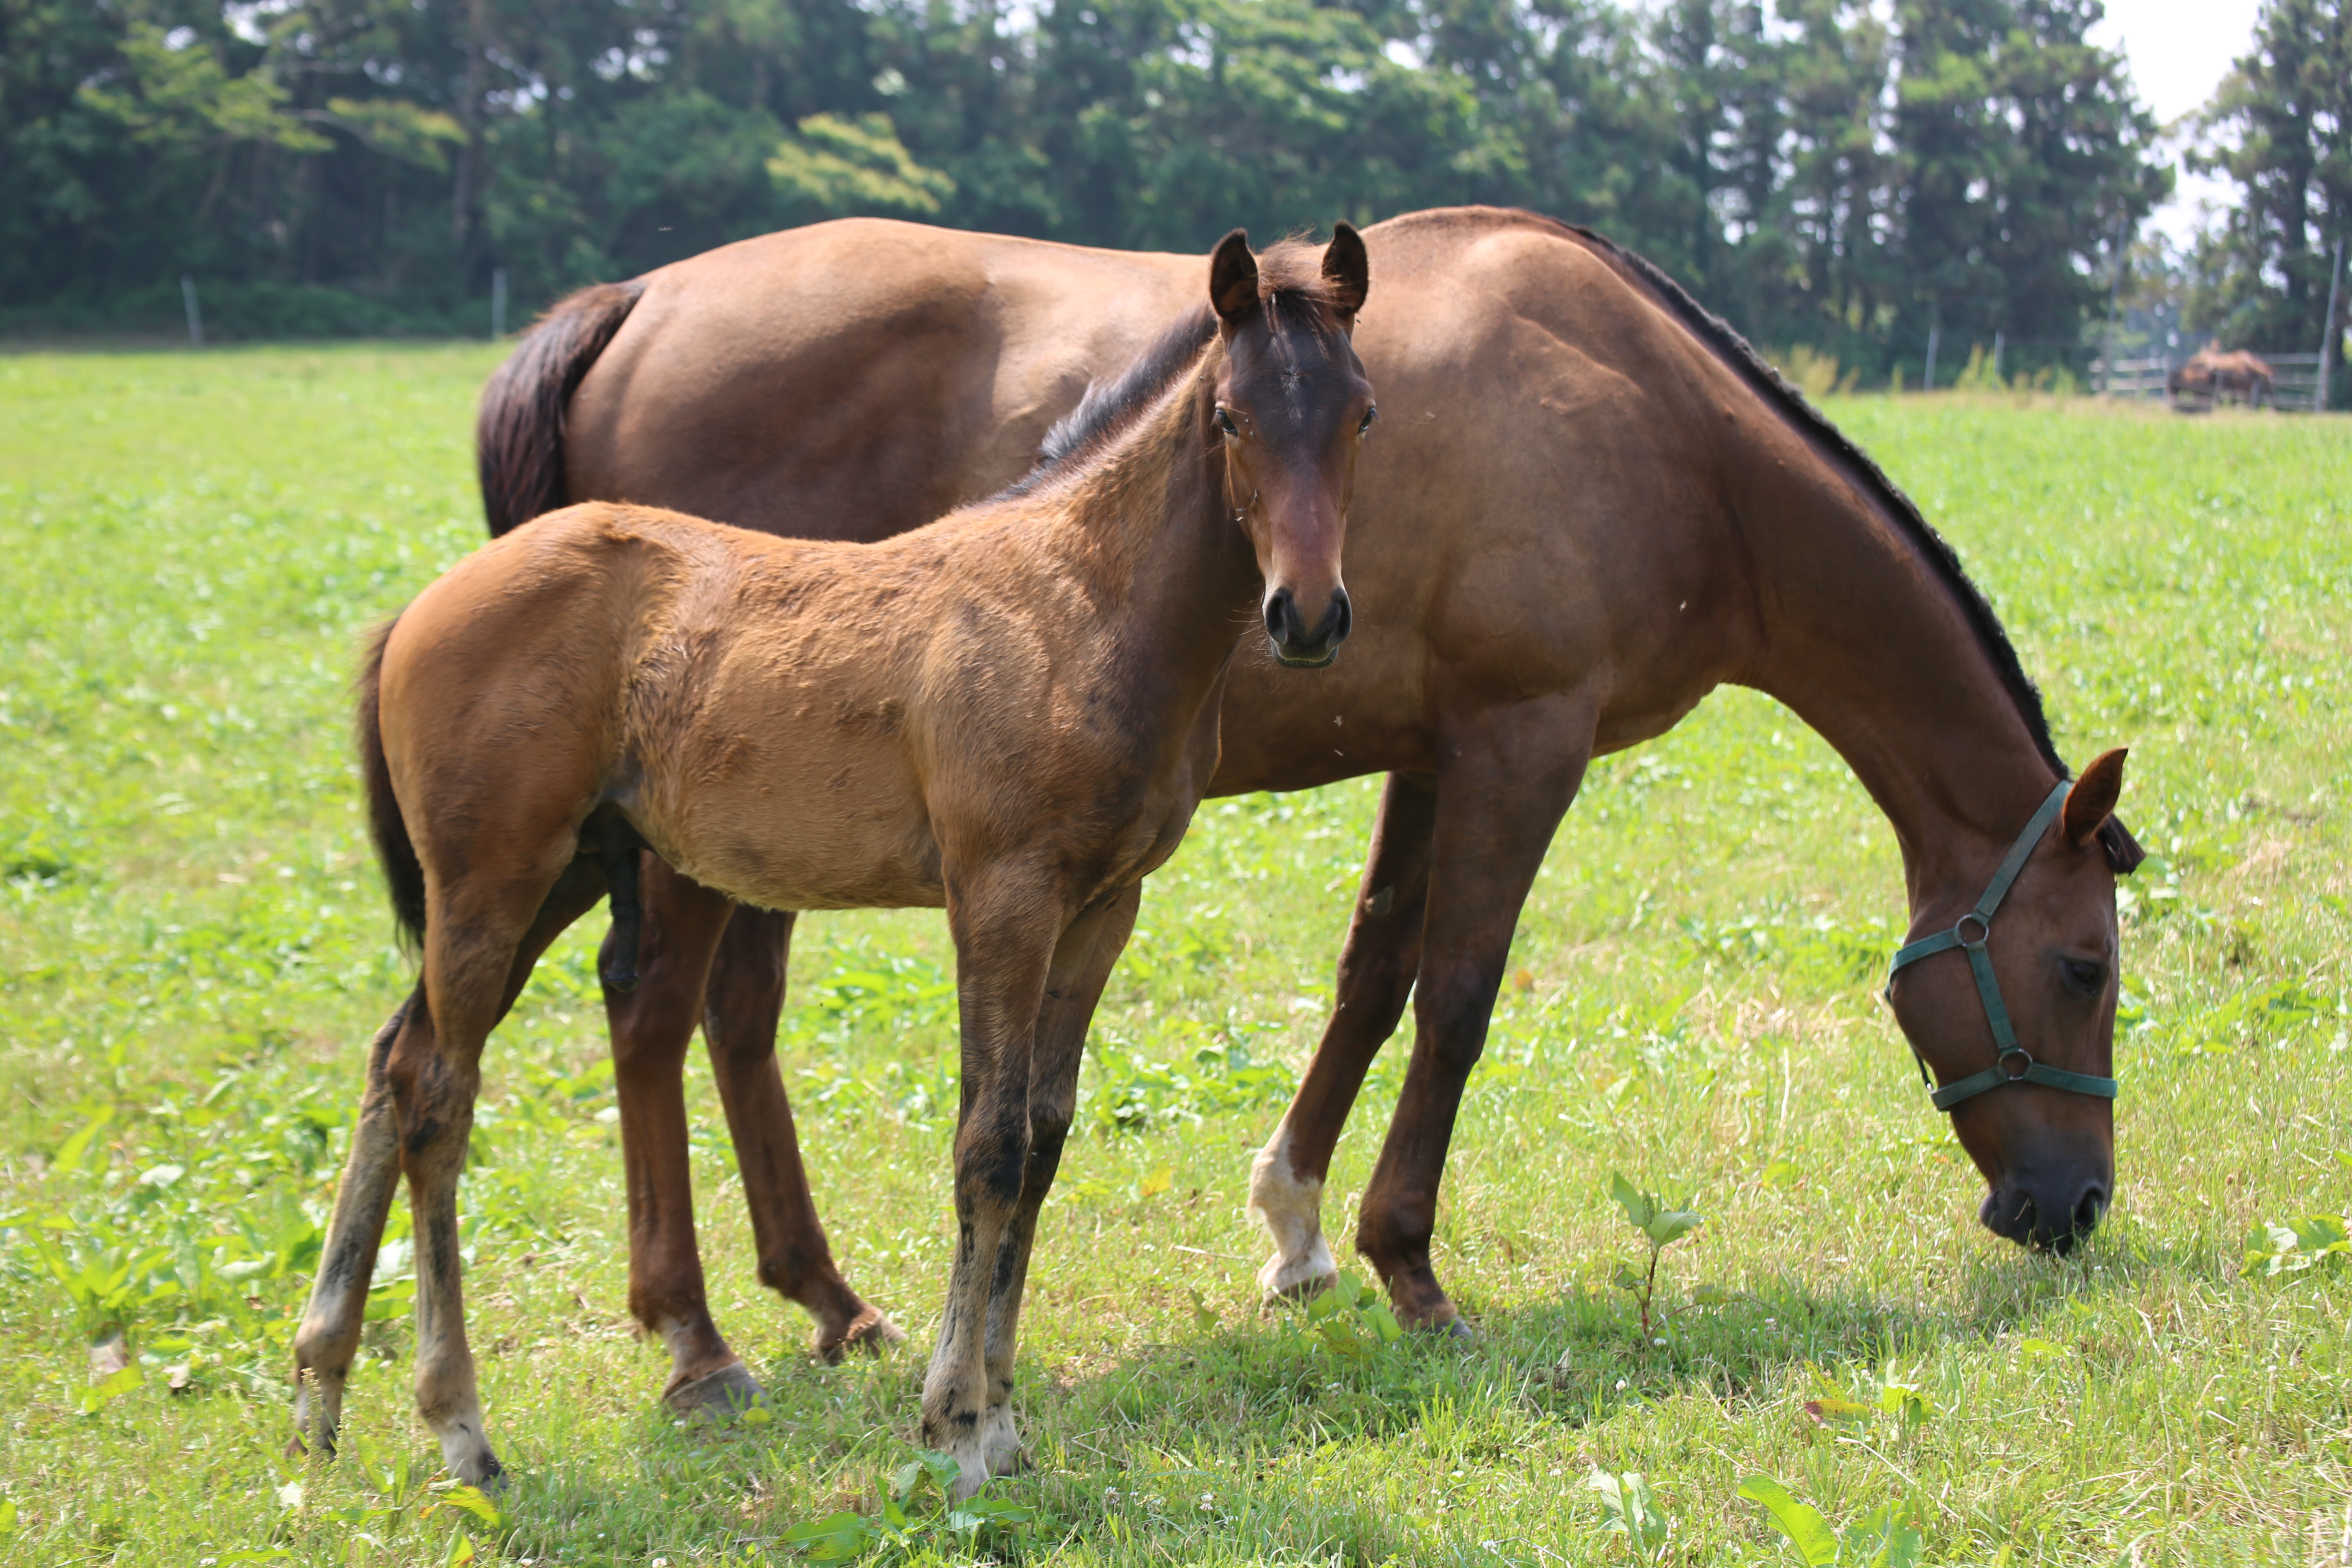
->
left=1322, top=588, right=1352, bottom=648
left=1263, top=588, right=1296, bottom=644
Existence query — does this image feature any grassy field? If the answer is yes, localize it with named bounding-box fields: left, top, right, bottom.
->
left=1, top=346, right=2347, bottom=1567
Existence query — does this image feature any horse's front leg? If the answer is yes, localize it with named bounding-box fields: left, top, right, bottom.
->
left=975, top=882, right=1140, bottom=1475
left=1353, top=697, right=1594, bottom=1331
left=1247, top=770, right=1437, bottom=1300
left=922, top=864, right=1065, bottom=1498
left=700, top=902, right=902, bottom=1359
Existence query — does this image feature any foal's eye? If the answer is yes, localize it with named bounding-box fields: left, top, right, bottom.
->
left=1358, top=405, right=1378, bottom=435
left=2059, top=958, right=2106, bottom=997
left=1214, top=408, right=1239, bottom=437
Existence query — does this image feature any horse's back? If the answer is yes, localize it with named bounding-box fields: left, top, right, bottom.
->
left=565, top=220, right=1200, bottom=537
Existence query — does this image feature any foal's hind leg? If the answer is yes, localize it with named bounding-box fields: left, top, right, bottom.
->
left=400, top=861, right=606, bottom=1482
left=701, top=901, right=902, bottom=1359
left=1247, top=771, right=1437, bottom=1301
left=294, top=993, right=420, bottom=1457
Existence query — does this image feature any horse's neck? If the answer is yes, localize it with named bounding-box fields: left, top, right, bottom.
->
left=1732, top=419, right=2061, bottom=909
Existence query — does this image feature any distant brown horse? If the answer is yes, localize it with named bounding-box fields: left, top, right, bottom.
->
left=2168, top=344, right=2275, bottom=406
left=473, top=207, right=2143, bottom=1412
left=294, top=228, right=1375, bottom=1492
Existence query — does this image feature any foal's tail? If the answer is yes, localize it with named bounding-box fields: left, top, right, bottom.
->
left=476, top=279, right=646, bottom=537
left=356, top=617, right=427, bottom=949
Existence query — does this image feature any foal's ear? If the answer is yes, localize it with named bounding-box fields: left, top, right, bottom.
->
left=2062, top=747, right=2128, bottom=847
left=1210, top=229, right=1259, bottom=327
left=1321, top=222, right=1369, bottom=319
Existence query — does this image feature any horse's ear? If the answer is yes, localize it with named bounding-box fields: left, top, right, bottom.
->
left=1321, top=222, right=1368, bottom=319
left=2062, top=748, right=2127, bottom=847
left=1209, top=229, right=1258, bottom=328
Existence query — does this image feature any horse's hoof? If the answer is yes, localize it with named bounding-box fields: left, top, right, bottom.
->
left=664, top=1360, right=767, bottom=1419
left=1256, top=1250, right=1338, bottom=1303
left=811, top=1305, right=904, bottom=1364
left=1421, top=1313, right=1476, bottom=1343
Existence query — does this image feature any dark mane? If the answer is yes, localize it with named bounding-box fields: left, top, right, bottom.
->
left=1021, top=303, right=1219, bottom=489
left=1011, top=238, right=1352, bottom=499
left=1386, top=206, right=2141, bottom=872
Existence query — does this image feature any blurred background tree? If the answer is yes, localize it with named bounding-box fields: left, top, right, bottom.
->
left=2, top=0, right=2326, bottom=395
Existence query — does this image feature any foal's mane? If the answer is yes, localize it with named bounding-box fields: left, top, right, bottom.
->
left=1007, top=241, right=1351, bottom=500
left=1391, top=206, right=2141, bottom=871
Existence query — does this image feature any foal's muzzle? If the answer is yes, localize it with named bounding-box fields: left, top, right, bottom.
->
left=1265, top=586, right=1351, bottom=668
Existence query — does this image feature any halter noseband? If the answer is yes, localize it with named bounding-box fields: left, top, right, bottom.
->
left=1886, top=780, right=2119, bottom=1113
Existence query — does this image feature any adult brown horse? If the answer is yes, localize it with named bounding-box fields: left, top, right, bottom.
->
left=295, top=229, right=1375, bottom=1490
left=474, top=207, right=2143, bottom=1411
left=2167, top=344, right=2275, bottom=407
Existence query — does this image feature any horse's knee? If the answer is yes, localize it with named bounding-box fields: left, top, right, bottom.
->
left=1412, top=961, right=1503, bottom=1068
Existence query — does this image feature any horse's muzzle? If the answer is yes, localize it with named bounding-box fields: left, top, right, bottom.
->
left=1266, top=586, right=1351, bottom=668
left=1980, top=1177, right=2108, bottom=1255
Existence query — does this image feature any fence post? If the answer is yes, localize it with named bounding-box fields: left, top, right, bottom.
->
left=1991, top=330, right=2003, bottom=385
left=2318, top=236, right=2344, bottom=413
left=491, top=266, right=508, bottom=341
left=180, top=275, right=203, bottom=348
left=1924, top=324, right=1939, bottom=392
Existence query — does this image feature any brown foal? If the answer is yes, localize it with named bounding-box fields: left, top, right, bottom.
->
left=474, top=207, right=2143, bottom=1393
left=295, top=228, right=1375, bottom=1491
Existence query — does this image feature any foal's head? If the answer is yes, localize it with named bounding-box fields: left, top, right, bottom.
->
left=1207, top=226, right=1375, bottom=668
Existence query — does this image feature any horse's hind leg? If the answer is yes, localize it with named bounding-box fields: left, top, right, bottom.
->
left=1353, top=701, right=1593, bottom=1330
left=701, top=901, right=901, bottom=1359
left=294, top=991, right=420, bottom=1457
left=599, top=857, right=764, bottom=1414
left=1247, top=771, right=1437, bottom=1300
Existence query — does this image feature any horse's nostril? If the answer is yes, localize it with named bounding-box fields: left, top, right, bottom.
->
left=2072, top=1186, right=2107, bottom=1236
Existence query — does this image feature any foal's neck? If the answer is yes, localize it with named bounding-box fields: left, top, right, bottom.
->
left=1734, top=423, right=2062, bottom=912
left=1023, top=364, right=1258, bottom=683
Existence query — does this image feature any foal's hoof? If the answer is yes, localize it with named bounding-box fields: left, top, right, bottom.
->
left=812, top=1305, right=905, bottom=1365
left=664, top=1360, right=767, bottom=1420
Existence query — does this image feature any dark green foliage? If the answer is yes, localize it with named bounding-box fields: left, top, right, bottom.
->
left=3, top=0, right=2166, bottom=375
left=2187, top=0, right=2351, bottom=381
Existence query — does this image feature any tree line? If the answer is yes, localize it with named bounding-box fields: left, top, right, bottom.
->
left=0, top=0, right=2341, bottom=389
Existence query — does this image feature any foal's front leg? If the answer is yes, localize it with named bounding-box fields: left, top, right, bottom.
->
left=974, top=884, right=1140, bottom=1474
left=922, top=867, right=1065, bottom=1498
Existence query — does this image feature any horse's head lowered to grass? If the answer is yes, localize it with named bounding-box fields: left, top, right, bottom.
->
left=1885, top=747, right=2143, bottom=1253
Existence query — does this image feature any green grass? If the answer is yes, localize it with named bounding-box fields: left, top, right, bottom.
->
left=2, top=349, right=2348, bottom=1567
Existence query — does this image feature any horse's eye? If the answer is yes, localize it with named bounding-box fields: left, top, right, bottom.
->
left=2060, top=958, right=2105, bottom=997
left=1214, top=408, right=1238, bottom=438
left=1358, top=405, right=1377, bottom=435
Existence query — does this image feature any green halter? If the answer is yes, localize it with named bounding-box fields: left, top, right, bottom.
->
left=1886, top=780, right=2120, bottom=1113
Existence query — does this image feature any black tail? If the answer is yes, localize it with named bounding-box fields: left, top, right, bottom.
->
left=356, top=618, right=426, bottom=949
left=476, top=279, right=646, bottom=537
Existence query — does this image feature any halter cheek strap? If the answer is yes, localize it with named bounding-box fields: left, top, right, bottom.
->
left=1886, top=780, right=2120, bottom=1112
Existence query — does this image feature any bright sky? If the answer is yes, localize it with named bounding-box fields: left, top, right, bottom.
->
left=2087, top=0, right=2264, bottom=243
